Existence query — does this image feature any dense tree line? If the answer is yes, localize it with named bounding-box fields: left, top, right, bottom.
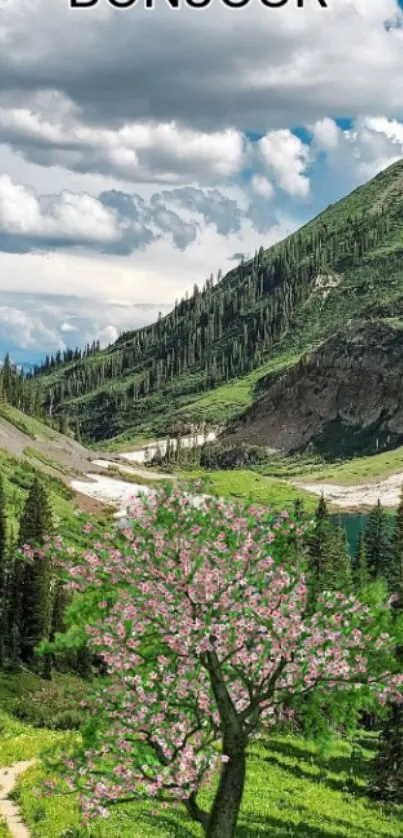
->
left=0, top=354, right=43, bottom=417
left=30, top=207, right=392, bottom=439
left=31, top=340, right=101, bottom=376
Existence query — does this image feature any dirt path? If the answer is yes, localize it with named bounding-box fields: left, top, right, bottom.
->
left=0, top=761, right=36, bottom=838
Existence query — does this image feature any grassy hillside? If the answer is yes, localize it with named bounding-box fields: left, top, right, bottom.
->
left=0, top=405, right=112, bottom=545
left=32, top=159, right=403, bottom=444
left=0, top=675, right=402, bottom=838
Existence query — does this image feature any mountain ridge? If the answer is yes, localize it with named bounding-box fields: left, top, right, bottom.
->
left=31, top=158, right=403, bottom=446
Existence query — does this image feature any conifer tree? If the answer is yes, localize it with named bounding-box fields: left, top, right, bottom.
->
left=364, top=500, right=391, bottom=581
left=18, top=478, right=53, bottom=669
left=325, top=518, right=353, bottom=593
left=354, top=528, right=369, bottom=593
left=0, top=474, right=8, bottom=666
left=307, top=494, right=331, bottom=601
left=386, top=487, right=403, bottom=594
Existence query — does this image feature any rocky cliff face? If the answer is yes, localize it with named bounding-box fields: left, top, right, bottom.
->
left=224, top=321, right=403, bottom=457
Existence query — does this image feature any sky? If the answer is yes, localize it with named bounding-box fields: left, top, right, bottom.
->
left=1, top=0, right=403, bottom=362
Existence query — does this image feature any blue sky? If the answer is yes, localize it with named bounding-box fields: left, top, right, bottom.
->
left=1, top=0, right=403, bottom=363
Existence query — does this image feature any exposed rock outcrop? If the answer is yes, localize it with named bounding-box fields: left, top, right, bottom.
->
left=224, top=321, right=403, bottom=457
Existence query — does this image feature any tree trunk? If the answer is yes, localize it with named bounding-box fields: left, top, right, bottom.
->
left=205, top=750, right=246, bottom=838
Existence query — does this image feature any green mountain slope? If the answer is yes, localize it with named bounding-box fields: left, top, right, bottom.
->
left=33, top=159, right=403, bottom=444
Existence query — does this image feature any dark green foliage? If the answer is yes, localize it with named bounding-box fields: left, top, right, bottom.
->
left=18, top=477, right=52, bottom=547
left=0, top=353, right=43, bottom=420
left=17, top=480, right=53, bottom=670
left=307, top=498, right=352, bottom=599
left=387, top=487, right=403, bottom=595
left=199, top=442, right=268, bottom=470
left=364, top=500, right=391, bottom=581
left=307, top=495, right=330, bottom=600
left=371, top=703, right=403, bottom=803
left=0, top=474, right=8, bottom=666
left=326, top=517, right=353, bottom=593
left=354, top=529, right=369, bottom=593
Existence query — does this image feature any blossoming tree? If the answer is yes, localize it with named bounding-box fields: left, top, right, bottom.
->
left=49, top=485, right=403, bottom=838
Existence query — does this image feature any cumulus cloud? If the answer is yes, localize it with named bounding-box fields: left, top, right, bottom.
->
left=1, top=0, right=403, bottom=135
left=312, top=118, right=341, bottom=151
left=60, top=321, right=78, bottom=333
left=0, top=174, right=119, bottom=251
left=0, top=178, right=235, bottom=254
left=0, top=177, right=298, bottom=256
left=0, top=305, right=65, bottom=352
left=257, top=130, right=311, bottom=198
left=0, top=0, right=403, bottom=362
left=153, top=187, right=243, bottom=236
left=310, top=114, right=403, bottom=184
left=0, top=92, right=245, bottom=185
left=250, top=175, right=274, bottom=199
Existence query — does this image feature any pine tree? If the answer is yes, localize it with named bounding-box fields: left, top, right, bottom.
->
left=364, top=500, right=391, bottom=581
left=354, top=528, right=369, bottom=593
left=18, top=479, right=53, bottom=670
left=325, top=518, right=353, bottom=593
left=386, top=487, right=403, bottom=595
left=0, top=474, right=8, bottom=666
left=307, top=495, right=331, bottom=600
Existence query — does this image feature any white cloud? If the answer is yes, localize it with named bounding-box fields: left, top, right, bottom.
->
left=60, top=321, right=78, bottom=333
left=251, top=175, right=274, bottom=199
left=312, top=118, right=341, bottom=151
left=0, top=94, right=245, bottom=185
left=0, top=1, right=402, bottom=361
left=0, top=305, right=65, bottom=351
left=312, top=115, right=403, bottom=184
left=95, top=325, right=119, bottom=347
left=0, top=174, right=119, bottom=243
left=258, top=130, right=311, bottom=198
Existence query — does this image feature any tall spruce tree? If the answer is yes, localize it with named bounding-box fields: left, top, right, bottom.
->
left=386, top=487, right=403, bottom=594
left=364, top=500, right=391, bottom=581
left=307, top=495, right=331, bottom=601
left=354, top=528, right=369, bottom=593
left=325, top=518, right=353, bottom=593
left=0, top=474, right=8, bottom=666
left=18, top=478, right=53, bottom=669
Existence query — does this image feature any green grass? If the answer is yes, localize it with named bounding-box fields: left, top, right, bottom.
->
left=23, top=447, right=65, bottom=474
left=174, top=351, right=300, bottom=426
left=182, top=469, right=319, bottom=513
left=301, top=446, right=403, bottom=486
left=0, top=405, right=57, bottom=441
left=12, top=734, right=403, bottom=837
left=0, top=821, right=10, bottom=838
left=1, top=677, right=402, bottom=837
left=0, top=447, right=104, bottom=549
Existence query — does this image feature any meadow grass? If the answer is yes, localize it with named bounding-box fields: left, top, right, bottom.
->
left=0, top=405, right=57, bottom=441
left=308, top=447, right=403, bottom=486
left=12, top=732, right=403, bottom=837
left=182, top=469, right=318, bottom=513
left=173, top=351, right=301, bottom=426
left=23, top=447, right=66, bottom=474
